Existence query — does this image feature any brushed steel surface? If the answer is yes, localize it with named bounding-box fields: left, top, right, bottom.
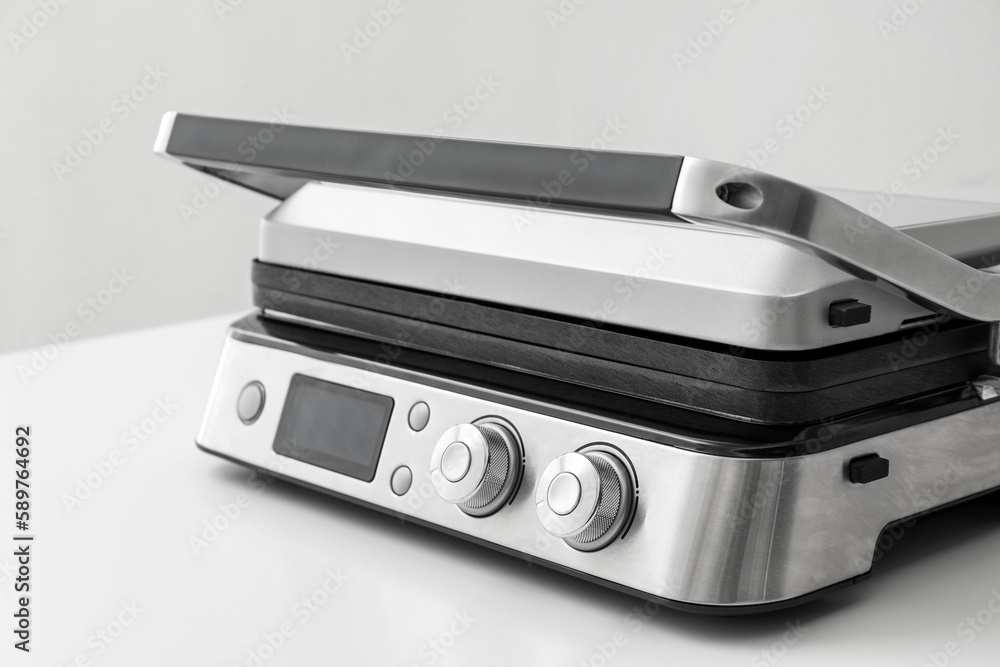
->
left=673, top=158, right=1000, bottom=323
left=197, top=324, right=1000, bottom=607
left=258, top=180, right=999, bottom=351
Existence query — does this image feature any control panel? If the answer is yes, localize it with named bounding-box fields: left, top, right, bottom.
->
left=203, top=334, right=643, bottom=552
left=196, top=324, right=992, bottom=609
left=197, top=331, right=657, bottom=588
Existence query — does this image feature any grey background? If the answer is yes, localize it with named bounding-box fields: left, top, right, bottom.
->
left=3, top=0, right=999, bottom=353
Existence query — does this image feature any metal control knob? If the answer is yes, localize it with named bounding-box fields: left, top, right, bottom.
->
left=535, top=447, right=635, bottom=551
left=430, top=419, right=523, bottom=517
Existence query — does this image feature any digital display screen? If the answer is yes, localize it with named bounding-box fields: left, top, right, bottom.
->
left=273, top=374, right=394, bottom=482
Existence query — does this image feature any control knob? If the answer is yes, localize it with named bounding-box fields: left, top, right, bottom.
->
left=430, top=419, right=522, bottom=517
left=535, top=447, right=635, bottom=551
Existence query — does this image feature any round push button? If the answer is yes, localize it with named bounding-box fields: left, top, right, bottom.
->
left=441, top=442, right=472, bottom=482
left=408, top=402, right=430, bottom=431
left=390, top=466, right=412, bottom=496
left=237, top=381, right=265, bottom=424
left=547, top=472, right=582, bottom=516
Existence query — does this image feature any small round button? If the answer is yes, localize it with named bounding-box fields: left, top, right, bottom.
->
left=547, top=472, right=582, bottom=515
left=441, top=442, right=472, bottom=482
left=408, top=402, right=430, bottom=431
left=390, top=466, right=412, bottom=496
left=237, top=381, right=265, bottom=424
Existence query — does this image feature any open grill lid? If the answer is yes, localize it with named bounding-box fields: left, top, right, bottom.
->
left=155, top=112, right=1000, bottom=360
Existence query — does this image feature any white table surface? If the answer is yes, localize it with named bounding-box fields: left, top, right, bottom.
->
left=1, top=313, right=999, bottom=666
